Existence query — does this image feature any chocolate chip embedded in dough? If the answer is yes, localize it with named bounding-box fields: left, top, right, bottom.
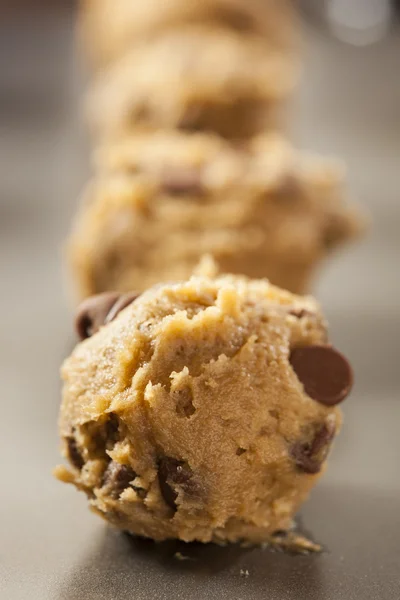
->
left=105, top=413, right=120, bottom=444
left=66, top=436, right=84, bottom=470
left=132, top=485, right=147, bottom=500
left=288, top=308, right=313, bottom=319
left=161, top=168, right=205, bottom=196
left=236, top=447, right=247, bottom=456
left=158, top=457, right=193, bottom=510
left=177, top=105, right=203, bottom=132
left=289, top=345, right=353, bottom=406
left=102, top=461, right=137, bottom=499
left=273, top=174, right=302, bottom=202
left=105, top=292, right=140, bottom=325
left=213, top=5, right=256, bottom=32
left=291, top=421, right=336, bottom=474
left=311, top=420, right=336, bottom=452
left=323, top=213, right=348, bottom=250
left=92, top=414, right=120, bottom=453
left=75, top=292, right=121, bottom=340
left=271, top=529, right=288, bottom=538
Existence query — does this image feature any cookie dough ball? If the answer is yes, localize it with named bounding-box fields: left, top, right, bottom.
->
left=86, top=26, right=299, bottom=140
left=55, top=275, right=353, bottom=543
left=69, top=132, right=365, bottom=299
left=78, top=0, right=298, bottom=69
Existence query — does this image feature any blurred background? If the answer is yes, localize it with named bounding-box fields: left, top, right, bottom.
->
left=0, top=1, right=399, bottom=598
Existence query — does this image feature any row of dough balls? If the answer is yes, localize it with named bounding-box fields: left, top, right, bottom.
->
left=72, top=0, right=364, bottom=302
left=79, top=0, right=301, bottom=140
left=56, top=1, right=361, bottom=546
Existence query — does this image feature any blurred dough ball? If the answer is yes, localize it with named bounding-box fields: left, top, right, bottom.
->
left=68, top=131, right=365, bottom=299
left=78, top=0, right=299, bottom=69
left=86, top=26, right=299, bottom=141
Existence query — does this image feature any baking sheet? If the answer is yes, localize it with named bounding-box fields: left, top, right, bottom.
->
left=0, top=7, right=399, bottom=599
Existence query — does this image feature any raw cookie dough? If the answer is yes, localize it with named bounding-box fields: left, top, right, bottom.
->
left=86, top=26, right=299, bottom=140
left=69, top=132, right=365, bottom=299
left=78, top=0, right=298, bottom=69
left=55, top=274, right=353, bottom=543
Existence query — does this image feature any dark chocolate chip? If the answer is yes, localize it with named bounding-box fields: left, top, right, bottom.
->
left=236, top=447, right=247, bottom=456
left=177, top=105, right=203, bottom=132
left=289, top=345, right=353, bottom=406
left=105, top=413, right=120, bottom=444
left=272, top=174, right=302, bottom=202
left=214, top=6, right=256, bottom=32
left=271, top=529, right=288, bottom=538
left=104, top=292, right=140, bottom=325
left=158, top=457, right=193, bottom=510
left=291, top=421, right=336, bottom=474
left=132, top=485, right=147, bottom=500
left=288, top=308, right=313, bottom=319
left=310, top=421, right=336, bottom=455
left=66, top=436, right=84, bottom=470
left=102, top=461, right=137, bottom=499
left=75, top=292, right=121, bottom=340
left=161, top=168, right=205, bottom=196
left=323, top=214, right=347, bottom=250
left=90, top=414, right=120, bottom=456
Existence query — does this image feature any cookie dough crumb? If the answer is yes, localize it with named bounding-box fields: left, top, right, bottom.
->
left=53, top=464, right=75, bottom=484
left=267, top=531, right=322, bottom=554
left=174, top=552, right=192, bottom=562
left=193, top=255, right=219, bottom=279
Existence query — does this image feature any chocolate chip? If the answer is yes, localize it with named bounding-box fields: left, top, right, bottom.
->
left=104, top=292, right=140, bottom=325
left=271, top=529, right=288, bottom=538
left=89, top=414, right=120, bottom=458
left=289, top=345, right=353, bottom=406
left=161, top=168, right=205, bottom=196
left=236, top=447, right=247, bottom=456
left=291, top=421, right=336, bottom=474
left=310, top=421, right=336, bottom=455
left=273, top=174, right=302, bottom=202
left=323, top=214, right=347, bottom=250
left=102, top=461, right=136, bottom=499
left=132, top=485, right=147, bottom=500
left=75, top=292, right=121, bottom=340
left=66, top=436, right=84, bottom=470
left=177, top=105, right=203, bottom=132
left=158, top=457, right=193, bottom=510
left=105, top=413, right=120, bottom=444
left=214, top=6, right=255, bottom=32
left=288, top=309, right=313, bottom=319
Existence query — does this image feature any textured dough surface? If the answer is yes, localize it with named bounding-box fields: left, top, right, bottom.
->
left=56, top=274, right=341, bottom=543
left=69, top=132, right=364, bottom=299
left=78, top=0, right=298, bottom=68
left=86, top=26, right=299, bottom=140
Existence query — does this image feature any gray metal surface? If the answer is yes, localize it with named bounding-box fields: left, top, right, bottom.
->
left=0, top=9, right=399, bottom=600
